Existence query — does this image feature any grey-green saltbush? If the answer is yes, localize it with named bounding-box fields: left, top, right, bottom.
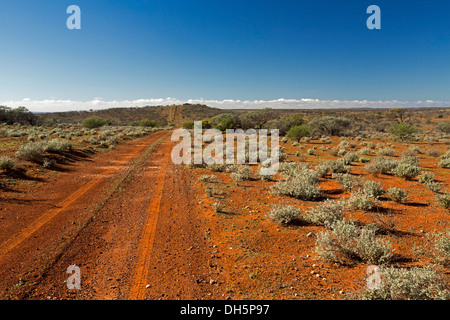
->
left=267, top=205, right=302, bottom=225
left=363, top=180, right=385, bottom=198
left=272, top=169, right=322, bottom=201
left=315, top=220, right=393, bottom=265
left=0, top=156, right=16, bottom=170
left=332, top=173, right=362, bottom=191
left=15, top=142, right=45, bottom=162
left=392, top=163, right=420, bottom=180
left=377, top=148, right=395, bottom=157
left=348, top=191, right=376, bottom=211
left=44, top=139, right=71, bottom=153
left=387, top=187, right=408, bottom=203
left=304, top=200, right=345, bottom=226
left=365, top=157, right=398, bottom=175
left=230, top=166, right=252, bottom=182
left=361, top=267, right=449, bottom=300
left=418, top=171, right=435, bottom=184
left=436, top=192, right=450, bottom=208
left=438, top=158, right=450, bottom=168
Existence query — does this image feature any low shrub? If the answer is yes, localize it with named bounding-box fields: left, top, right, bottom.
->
left=82, top=116, right=109, bottom=129
left=365, top=157, right=398, bottom=175
left=418, top=171, right=435, bottom=184
left=332, top=173, right=362, bottom=191
left=348, top=191, right=376, bottom=211
left=425, top=181, right=442, bottom=193
left=361, top=267, right=449, bottom=300
left=392, top=163, right=420, bottom=180
left=363, top=180, right=385, bottom=198
left=0, top=156, right=16, bottom=170
left=15, top=142, right=45, bottom=162
left=377, top=148, right=395, bottom=157
left=304, top=200, right=345, bottom=226
left=315, top=220, right=393, bottom=265
left=267, top=205, right=303, bottom=225
left=272, top=170, right=322, bottom=201
left=436, top=192, right=450, bottom=208
left=387, top=187, right=408, bottom=203
left=43, top=139, right=71, bottom=153
left=426, top=149, right=441, bottom=158
left=230, top=166, right=252, bottom=182
left=438, top=158, right=450, bottom=168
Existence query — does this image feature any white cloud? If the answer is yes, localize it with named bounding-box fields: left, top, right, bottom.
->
left=1, top=97, right=448, bottom=113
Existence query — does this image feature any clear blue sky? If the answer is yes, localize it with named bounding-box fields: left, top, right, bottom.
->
left=0, top=0, right=449, bottom=104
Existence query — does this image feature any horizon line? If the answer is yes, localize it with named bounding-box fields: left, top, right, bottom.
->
left=2, top=97, right=449, bottom=113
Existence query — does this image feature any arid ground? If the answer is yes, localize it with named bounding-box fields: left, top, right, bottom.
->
left=0, top=105, right=449, bottom=300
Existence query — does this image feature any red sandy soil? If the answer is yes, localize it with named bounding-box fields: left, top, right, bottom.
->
left=0, top=130, right=448, bottom=300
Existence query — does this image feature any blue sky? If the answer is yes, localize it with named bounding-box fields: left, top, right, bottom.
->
left=0, top=0, right=449, bottom=111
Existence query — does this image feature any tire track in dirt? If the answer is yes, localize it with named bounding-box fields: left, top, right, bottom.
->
left=0, top=131, right=169, bottom=263
left=128, top=138, right=172, bottom=300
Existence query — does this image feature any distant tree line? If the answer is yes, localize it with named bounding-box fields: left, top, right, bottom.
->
left=0, top=106, right=37, bottom=125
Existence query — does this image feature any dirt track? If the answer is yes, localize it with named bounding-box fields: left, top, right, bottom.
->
left=0, top=130, right=225, bottom=300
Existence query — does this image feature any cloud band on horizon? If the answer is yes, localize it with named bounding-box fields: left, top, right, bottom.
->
left=1, top=98, right=449, bottom=113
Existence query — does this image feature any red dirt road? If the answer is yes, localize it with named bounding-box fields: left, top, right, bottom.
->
left=0, top=130, right=224, bottom=300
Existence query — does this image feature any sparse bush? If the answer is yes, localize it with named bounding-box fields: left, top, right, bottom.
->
left=316, top=160, right=350, bottom=177
left=400, top=154, right=419, bottom=166
left=230, top=166, right=252, bottom=182
left=361, top=267, right=449, bottom=300
left=358, top=147, right=374, bottom=156
left=387, top=187, right=408, bottom=203
left=418, top=171, right=435, bottom=185
left=356, top=228, right=395, bottom=265
left=428, top=232, right=450, bottom=267
left=268, top=205, right=303, bottom=225
left=407, top=145, right=421, bottom=154
left=426, top=149, right=441, bottom=158
left=272, top=171, right=322, bottom=201
left=426, top=181, right=442, bottom=193
left=387, top=122, right=418, bottom=142
left=315, top=219, right=393, bottom=265
left=437, top=121, right=450, bottom=134
left=212, top=200, right=225, bottom=213
left=348, top=191, right=376, bottom=210
left=43, top=139, right=71, bottom=153
left=437, top=158, right=450, bottom=168
left=436, top=192, right=450, bottom=208
left=308, top=116, right=353, bottom=137
left=139, top=119, right=157, bottom=127
left=363, top=180, right=385, bottom=198
left=365, top=157, right=398, bottom=175
left=343, top=152, right=359, bottom=164
left=199, top=174, right=217, bottom=182
left=392, top=163, right=420, bottom=180
left=206, top=163, right=227, bottom=172
left=82, top=116, right=109, bottom=129
left=0, top=156, right=16, bottom=170
left=15, top=142, right=45, bottom=162
left=332, top=173, right=362, bottom=191
left=286, top=124, right=311, bottom=142
left=304, top=200, right=345, bottom=226
left=377, top=148, right=395, bottom=157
